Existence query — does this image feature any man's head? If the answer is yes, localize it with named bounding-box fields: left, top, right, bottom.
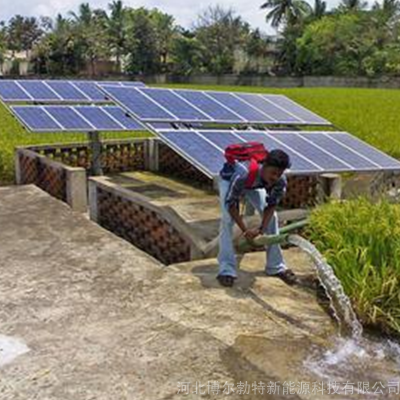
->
left=261, top=149, right=291, bottom=185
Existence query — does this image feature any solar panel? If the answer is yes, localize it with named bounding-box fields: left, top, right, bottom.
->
left=140, top=88, right=211, bottom=121
left=47, top=81, right=89, bottom=101
left=19, top=80, right=60, bottom=101
left=158, top=131, right=224, bottom=176
left=10, top=105, right=143, bottom=132
left=234, top=131, right=320, bottom=173
left=0, top=81, right=31, bottom=101
left=103, top=106, right=143, bottom=130
left=238, top=94, right=300, bottom=124
left=11, top=106, right=62, bottom=131
left=175, top=90, right=244, bottom=123
left=208, top=92, right=274, bottom=123
left=100, top=86, right=176, bottom=121
left=268, top=95, right=328, bottom=125
left=0, top=80, right=145, bottom=103
left=101, top=86, right=331, bottom=126
left=156, top=129, right=400, bottom=177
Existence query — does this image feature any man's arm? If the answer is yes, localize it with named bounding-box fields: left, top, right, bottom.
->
left=228, top=203, right=247, bottom=233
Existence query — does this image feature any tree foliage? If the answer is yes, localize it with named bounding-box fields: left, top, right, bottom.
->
left=3, top=0, right=400, bottom=77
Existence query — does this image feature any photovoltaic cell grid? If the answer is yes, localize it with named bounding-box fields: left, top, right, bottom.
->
left=157, top=130, right=400, bottom=177
left=100, top=86, right=331, bottom=126
left=0, top=80, right=145, bottom=103
left=10, top=105, right=143, bottom=132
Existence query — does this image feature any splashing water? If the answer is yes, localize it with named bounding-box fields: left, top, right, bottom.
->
left=288, top=235, right=400, bottom=396
left=287, top=234, right=363, bottom=338
left=304, top=336, right=400, bottom=397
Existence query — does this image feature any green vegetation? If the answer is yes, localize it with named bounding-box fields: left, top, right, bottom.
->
left=3, top=0, right=400, bottom=77
left=308, top=198, right=400, bottom=337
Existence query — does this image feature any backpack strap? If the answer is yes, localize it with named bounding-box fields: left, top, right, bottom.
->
left=245, top=159, right=259, bottom=189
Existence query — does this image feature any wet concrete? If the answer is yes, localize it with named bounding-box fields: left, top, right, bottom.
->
left=0, top=185, right=354, bottom=399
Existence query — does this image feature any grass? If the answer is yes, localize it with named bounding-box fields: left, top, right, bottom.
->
left=3, top=85, right=400, bottom=183
left=307, top=198, right=400, bottom=338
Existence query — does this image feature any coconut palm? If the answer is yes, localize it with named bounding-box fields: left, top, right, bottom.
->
left=261, top=0, right=312, bottom=28
left=107, top=0, right=127, bottom=72
left=339, top=0, right=368, bottom=11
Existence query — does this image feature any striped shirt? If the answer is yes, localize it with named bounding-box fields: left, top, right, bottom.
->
left=220, top=161, right=287, bottom=208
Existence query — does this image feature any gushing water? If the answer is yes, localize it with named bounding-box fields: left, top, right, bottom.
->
left=288, top=234, right=363, bottom=338
left=288, top=235, right=400, bottom=396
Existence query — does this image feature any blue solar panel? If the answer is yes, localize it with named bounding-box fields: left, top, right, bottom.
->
left=71, top=81, right=106, bottom=101
left=47, top=81, right=89, bottom=101
left=141, top=88, right=211, bottom=121
left=19, top=81, right=60, bottom=101
left=155, top=129, right=400, bottom=176
left=11, top=106, right=62, bottom=131
left=199, top=131, right=241, bottom=149
left=0, top=81, right=31, bottom=101
left=11, top=105, right=143, bottom=132
left=239, top=94, right=301, bottom=124
left=235, top=131, right=320, bottom=173
left=74, top=106, right=123, bottom=130
left=103, top=106, right=143, bottom=130
left=274, top=132, right=350, bottom=171
left=45, top=107, right=93, bottom=130
left=303, top=133, right=377, bottom=170
left=160, top=131, right=224, bottom=175
left=102, top=87, right=176, bottom=121
left=326, top=133, right=400, bottom=169
left=268, top=95, right=328, bottom=125
left=208, top=92, right=273, bottom=122
left=176, top=90, right=244, bottom=123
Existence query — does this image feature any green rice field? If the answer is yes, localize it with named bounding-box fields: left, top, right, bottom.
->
left=2, top=85, right=400, bottom=183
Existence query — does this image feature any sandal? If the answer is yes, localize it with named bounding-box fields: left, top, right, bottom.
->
left=217, top=274, right=236, bottom=287
left=270, top=269, right=298, bottom=286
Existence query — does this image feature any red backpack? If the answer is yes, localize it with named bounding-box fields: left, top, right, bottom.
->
left=224, top=142, right=268, bottom=188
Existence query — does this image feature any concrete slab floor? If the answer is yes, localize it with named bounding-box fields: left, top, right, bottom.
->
left=0, top=185, right=368, bottom=400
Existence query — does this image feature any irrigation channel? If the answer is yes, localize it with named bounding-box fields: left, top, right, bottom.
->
left=239, top=224, right=400, bottom=397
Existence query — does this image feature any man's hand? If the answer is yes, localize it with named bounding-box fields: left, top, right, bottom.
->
left=243, top=227, right=262, bottom=241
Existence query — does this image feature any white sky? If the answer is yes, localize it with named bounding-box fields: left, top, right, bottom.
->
left=1, top=0, right=375, bottom=33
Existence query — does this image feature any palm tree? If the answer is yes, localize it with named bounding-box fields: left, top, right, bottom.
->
left=339, top=0, right=368, bottom=11
left=312, top=0, right=327, bottom=19
left=69, top=3, right=109, bottom=76
left=107, top=0, right=126, bottom=72
left=373, top=0, right=400, bottom=16
left=261, top=0, right=312, bottom=28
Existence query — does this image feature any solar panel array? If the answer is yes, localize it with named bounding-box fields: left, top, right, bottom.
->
left=100, top=86, right=330, bottom=126
left=11, top=105, right=143, bottom=132
left=0, top=80, right=145, bottom=103
left=157, top=130, right=400, bottom=176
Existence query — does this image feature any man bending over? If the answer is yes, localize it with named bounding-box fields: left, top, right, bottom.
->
left=217, top=149, right=297, bottom=287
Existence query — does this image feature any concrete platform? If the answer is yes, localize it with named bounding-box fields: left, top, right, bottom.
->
left=0, top=185, right=347, bottom=399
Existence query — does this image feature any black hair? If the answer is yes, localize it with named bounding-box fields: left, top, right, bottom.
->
left=263, top=149, right=291, bottom=170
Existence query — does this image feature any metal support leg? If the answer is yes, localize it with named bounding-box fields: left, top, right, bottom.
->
left=88, top=131, right=103, bottom=176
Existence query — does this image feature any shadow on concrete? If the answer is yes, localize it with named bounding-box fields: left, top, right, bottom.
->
left=189, top=263, right=324, bottom=335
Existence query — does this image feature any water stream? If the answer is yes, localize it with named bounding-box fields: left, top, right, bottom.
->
left=287, top=234, right=363, bottom=338
left=287, top=234, right=400, bottom=398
